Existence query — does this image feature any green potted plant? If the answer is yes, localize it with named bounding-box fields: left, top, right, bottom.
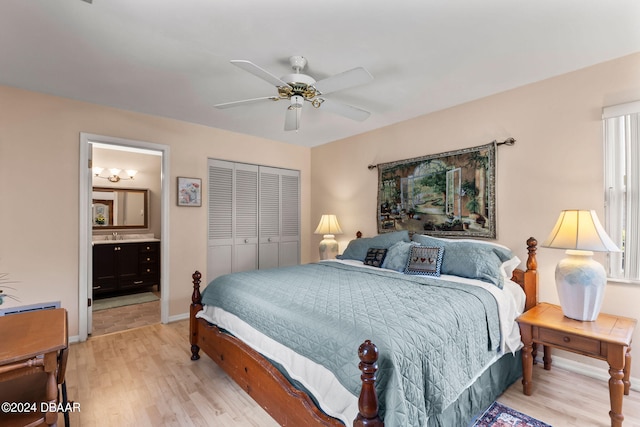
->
left=0, top=273, right=18, bottom=305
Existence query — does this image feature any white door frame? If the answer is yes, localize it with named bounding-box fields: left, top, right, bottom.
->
left=78, top=133, right=170, bottom=341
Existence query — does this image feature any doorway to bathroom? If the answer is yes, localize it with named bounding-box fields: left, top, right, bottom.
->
left=79, top=133, right=170, bottom=340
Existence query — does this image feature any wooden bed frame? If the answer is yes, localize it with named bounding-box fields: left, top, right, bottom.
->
left=189, top=236, right=539, bottom=426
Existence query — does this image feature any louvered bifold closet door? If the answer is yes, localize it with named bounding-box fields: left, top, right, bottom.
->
left=258, top=167, right=281, bottom=269
left=207, top=159, right=234, bottom=281
left=208, top=160, right=300, bottom=281
left=258, top=166, right=300, bottom=269
left=279, top=169, right=300, bottom=267
left=234, top=163, right=259, bottom=273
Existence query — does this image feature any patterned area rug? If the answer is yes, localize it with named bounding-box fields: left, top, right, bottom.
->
left=472, top=402, right=552, bottom=427
left=93, top=292, right=159, bottom=311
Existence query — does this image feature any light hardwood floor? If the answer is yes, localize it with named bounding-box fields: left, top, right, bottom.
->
left=63, top=320, right=640, bottom=426
left=91, top=300, right=160, bottom=336
left=91, top=292, right=160, bottom=336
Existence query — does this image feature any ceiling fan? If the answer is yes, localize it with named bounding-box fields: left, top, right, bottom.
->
left=214, top=56, right=374, bottom=131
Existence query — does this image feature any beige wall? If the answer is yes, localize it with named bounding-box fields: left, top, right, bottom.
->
left=0, top=85, right=311, bottom=336
left=311, top=53, right=640, bottom=368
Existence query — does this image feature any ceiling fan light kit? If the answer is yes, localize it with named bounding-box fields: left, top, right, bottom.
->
left=215, top=55, right=373, bottom=131
left=289, top=95, right=304, bottom=109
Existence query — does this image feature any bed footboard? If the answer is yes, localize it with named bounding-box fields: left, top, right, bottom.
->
left=189, top=270, right=384, bottom=426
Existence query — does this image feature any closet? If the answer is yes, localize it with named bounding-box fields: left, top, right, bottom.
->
left=207, top=159, right=300, bottom=281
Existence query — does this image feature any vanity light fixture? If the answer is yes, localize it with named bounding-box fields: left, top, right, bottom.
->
left=93, top=167, right=138, bottom=182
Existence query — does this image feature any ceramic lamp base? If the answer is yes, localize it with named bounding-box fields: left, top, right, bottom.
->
left=555, top=250, right=607, bottom=321
left=319, top=234, right=339, bottom=260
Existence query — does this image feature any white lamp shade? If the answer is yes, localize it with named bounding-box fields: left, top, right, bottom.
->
left=314, top=214, right=343, bottom=235
left=542, top=210, right=620, bottom=252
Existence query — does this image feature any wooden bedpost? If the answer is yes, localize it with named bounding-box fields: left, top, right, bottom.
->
left=190, top=270, right=203, bottom=361
left=511, top=237, right=538, bottom=312
left=522, top=237, right=538, bottom=312
left=354, top=340, right=384, bottom=427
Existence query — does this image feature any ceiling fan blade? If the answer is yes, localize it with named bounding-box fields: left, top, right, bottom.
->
left=284, top=107, right=302, bottom=131
left=214, top=96, right=278, bottom=109
left=317, top=98, right=370, bottom=122
left=313, top=67, right=373, bottom=95
left=230, top=60, right=292, bottom=88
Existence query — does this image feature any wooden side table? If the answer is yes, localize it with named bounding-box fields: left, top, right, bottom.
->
left=517, top=303, right=636, bottom=427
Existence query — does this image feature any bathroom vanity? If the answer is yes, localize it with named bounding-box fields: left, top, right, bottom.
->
left=92, top=238, right=160, bottom=297
left=91, top=186, right=159, bottom=298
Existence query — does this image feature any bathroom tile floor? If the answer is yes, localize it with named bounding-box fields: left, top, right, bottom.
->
left=91, top=295, right=160, bottom=336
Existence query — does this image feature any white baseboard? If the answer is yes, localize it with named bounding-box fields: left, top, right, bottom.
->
left=168, top=312, right=190, bottom=322
left=542, top=354, right=640, bottom=392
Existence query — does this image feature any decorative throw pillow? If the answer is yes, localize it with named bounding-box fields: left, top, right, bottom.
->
left=363, top=248, right=388, bottom=268
left=404, top=245, right=444, bottom=276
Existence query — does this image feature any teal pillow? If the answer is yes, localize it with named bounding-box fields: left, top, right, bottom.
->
left=339, top=230, right=410, bottom=262
left=411, top=234, right=514, bottom=288
left=382, top=241, right=419, bottom=272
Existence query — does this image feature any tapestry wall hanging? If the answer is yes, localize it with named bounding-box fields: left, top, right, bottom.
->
left=377, top=142, right=496, bottom=238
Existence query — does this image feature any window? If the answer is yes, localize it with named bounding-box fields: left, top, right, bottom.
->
left=603, top=101, right=640, bottom=282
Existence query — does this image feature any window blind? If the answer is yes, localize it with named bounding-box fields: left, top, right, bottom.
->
left=603, top=101, right=640, bottom=281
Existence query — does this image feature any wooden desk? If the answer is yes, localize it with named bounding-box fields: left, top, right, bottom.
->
left=518, top=303, right=636, bottom=427
left=0, top=308, right=68, bottom=426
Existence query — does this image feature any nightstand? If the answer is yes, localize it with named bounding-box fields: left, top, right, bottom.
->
left=517, top=302, right=636, bottom=427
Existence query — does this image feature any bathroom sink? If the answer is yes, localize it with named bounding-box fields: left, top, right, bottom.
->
left=121, top=233, right=155, bottom=240
left=92, top=233, right=159, bottom=244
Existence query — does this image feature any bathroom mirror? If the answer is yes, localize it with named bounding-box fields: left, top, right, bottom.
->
left=92, top=187, right=148, bottom=229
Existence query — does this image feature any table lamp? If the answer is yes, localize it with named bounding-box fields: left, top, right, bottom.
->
left=314, top=214, right=343, bottom=260
left=542, top=210, right=620, bottom=321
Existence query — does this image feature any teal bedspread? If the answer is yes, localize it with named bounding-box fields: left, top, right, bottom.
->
left=200, top=262, right=502, bottom=426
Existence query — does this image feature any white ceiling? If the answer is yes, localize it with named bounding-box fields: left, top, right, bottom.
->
left=1, top=1, right=639, bottom=147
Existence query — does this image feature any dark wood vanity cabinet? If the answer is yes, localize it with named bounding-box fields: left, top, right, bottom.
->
left=136, top=242, right=160, bottom=289
left=92, top=241, right=160, bottom=296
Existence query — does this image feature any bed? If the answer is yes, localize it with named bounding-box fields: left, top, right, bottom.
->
left=189, top=233, right=539, bottom=426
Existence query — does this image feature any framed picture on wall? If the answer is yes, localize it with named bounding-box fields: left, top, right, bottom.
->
left=377, top=142, right=496, bottom=238
left=177, top=177, right=202, bottom=207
